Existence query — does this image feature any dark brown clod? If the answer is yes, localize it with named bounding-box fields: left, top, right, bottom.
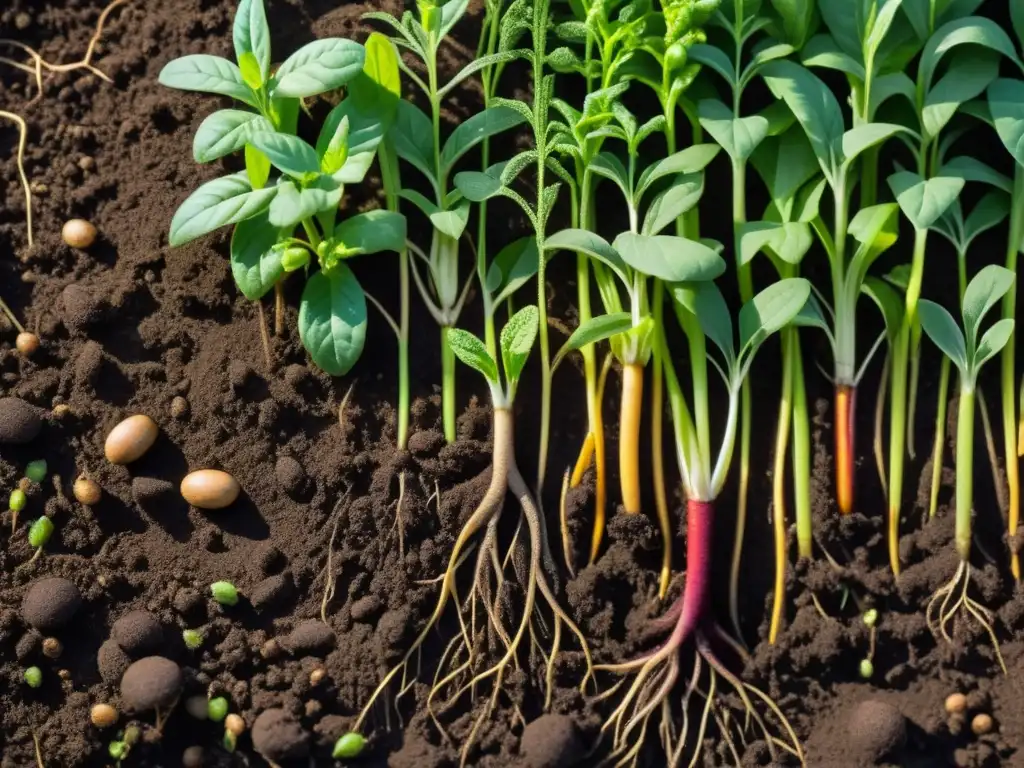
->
left=284, top=620, right=335, bottom=656
left=98, top=639, right=131, bottom=684
left=520, top=714, right=582, bottom=768
left=848, top=700, right=906, bottom=763
left=182, top=746, right=204, bottom=768
left=250, top=572, right=294, bottom=612
left=0, top=397, right=43, bottom=444
left=21, top=577, right=82, bottom=632
left=120, top=657, right=182, bottom=713
left=274, top=456, right=307, bottom=496
left=111, top=610, right=164, bottom=657
left=132, top=477, right=175, bottom=511
left=61, top=284, right=102, bottom=331
left=251, top=709, right=310, bottom=763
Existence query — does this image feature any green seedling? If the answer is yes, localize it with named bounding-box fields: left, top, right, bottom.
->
left=161, top=0, right=407, bottom=384
left=9, top=487, right=26, bottom=534
left=919, top=265, right=1015, bottom=673
left=208, top=696, right=229, bottom=722
left=354, top=307, right=592, bottom=765
left=210, top=582, right=239, bottom=607
left=182, top=629, right=203, bottom=650
left=24, top=666, right=42, bottom=688
left=333, top=732, right=366, bottom=759
left=27, top=516, right=53, bottom=561
left=107, top=727, right=138, bottom=767
left=25, top=460, right=46, bottom=484
left=368, top=0, right=527, bottom=445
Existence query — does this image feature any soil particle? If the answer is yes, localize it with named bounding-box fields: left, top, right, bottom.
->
left=283, top=620, right=334, bottom=656
left=251, top=708, right=310, bottom=763
left=15, top=630, right=41, bottom=661
left=274, top=455, right=307, bottom=497
left=110, top=610, right=164, bottom=656
left=20, top=577, right=82, bottom=632
left=519, top=714, right=582, bottom=768
left=0, top=396, right=43, bottom=443
left=350, top=594, right=382, bottom=623
left=97, top=639, right=131, bottom=684
left=173, top=588, right=205, bottom=621
left=250, top=572, right=294, bottom=612
left=120, top=656, right=183, bottom=713
left=848, top=700, right=907, bottom=764
left=182, top=745, right=204, bottom=768
left=60, top=284, right=103, bottom=331
left=132, top=476, right=175, bottom=510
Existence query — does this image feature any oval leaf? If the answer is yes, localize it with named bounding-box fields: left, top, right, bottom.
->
left=642, top=174, right=705, bottom=236
left=159, top=55, right=257, bottom=106
left=233, top=0, right=271, bottom=80
left=170, top=172, right=278, bottom=247
left=500, top=305, right=539, bottom=384
left=738, top=278, right=812, bottom=359
left=919, top=299, right=969, bottom=374
left=335, top=210, right=407, bottom=255
left=612, top=233, right=725, bottom=283
left=273, top=39, right=366, bottom=99
left=447, top=328, right=498, bottom=384
left=194, top=110, right=273, bottom=163
left=974, top=318, right=1015, bottom=371
left=230, top=213, right=284, bottom=300
left=888, top=172, right=964, bottom=230
left=250, top=133, right=321, bottom=178
left=441, top=106, right=527, bottom=173
left=299, top=265, right=367, bottom=376
left=988, top=78, right=1024, bottom=168
left=962, top=264, right=1015, bottom=349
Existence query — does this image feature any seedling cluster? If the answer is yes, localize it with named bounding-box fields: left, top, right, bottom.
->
left=148, top=0, right=1024, bottom=765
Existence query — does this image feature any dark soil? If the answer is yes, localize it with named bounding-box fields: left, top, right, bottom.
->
left=0, top=1, right=1022, bottom=767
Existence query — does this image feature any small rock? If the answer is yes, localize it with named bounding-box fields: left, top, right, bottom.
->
left=14, top=12, right=31, bottom=29
left=848, top=700, right=906, bottom=763
left=61, top=284, right=102, bottom=330
left=132, top=477, right=175, bottom=511
left=111, top=610, right=164, bottom=657
left=350, top=595, right=383, bottom=623
left=78, top=156, right=95, bottom=171
left=250, top=572, right=294, bottom=612
left=120, top=657, right=182, bottom=713
left=284, top=620, right=335, bottom=656
left=0, top=397, right=43, bottom=444
left=274, top=456, right=307, bottom=496
left=170, top=396, right=190, bottom=420
left=251, top=709, right=310, bottom=763
left=21, top=578, right=82, bottom=632
left=521, top=714, right=581, bottom=768
left=98, top=639, right=132, bottom=684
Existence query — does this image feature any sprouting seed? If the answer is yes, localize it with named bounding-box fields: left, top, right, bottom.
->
left=862, top=608, right=879, bottom=628
left=25, top=460, right=47, bottom=483
left=859, top=659, right=874, bottom=679
left=207, top=696, right=229, bottom=723
left=24, top=666, right=42, bottom=688
left=210, top=581, right=238, bottom=606
left=10, top=489, right=27, bottom=512
left=333, top=732, right=366, bottom=759
left=108, top=741, right=127, bottom=760
left=223, top=730, right=237, bottom=753
left=28, top=517, right=54, bottom=548
left=182, top=629, right=203, bottom=650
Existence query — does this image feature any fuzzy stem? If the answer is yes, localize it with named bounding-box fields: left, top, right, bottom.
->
left=441, top=326, right=456, bottom=443
left=957, top=387, right=975, bottom=562
left=769, top=328, right=795, bottom=645
left=792, top=332, right=812, bottom=559
left=928, top=356, right=951, bottom=519
left=620, top=363, right=644, bottom=514
left=835, top=384, right=856, bottom=516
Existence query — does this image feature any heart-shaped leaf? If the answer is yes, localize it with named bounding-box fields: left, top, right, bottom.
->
left=230, top=213, right=284, bottom=300
left=272, top=38, right=366, bottom=98
left=698, top=99, right=770, bottom=162
left=169, top=172, right=278, bottom=247
left=299, top=265, right=367, bottom=376
left=888, top=172, right=964, bottom=230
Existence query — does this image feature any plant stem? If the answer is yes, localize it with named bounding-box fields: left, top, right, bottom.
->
left=769, top=326, right=795, bottom=645
left=957, top=386, right=975, bottom=562
left=274, top=282, right=284, bottom=336
left=1004, top=168, right=1023, bottom=580
left=651, top=280, right=671, bottom=596
left=928, top=356, right=951, bottom=519
left=835, top=384, right=856, bottom=516
left=441, top=325, right=456, bottom=443
left=792, top=331, right=812, bottom=560
left=0, top=297, right=26, bottom=333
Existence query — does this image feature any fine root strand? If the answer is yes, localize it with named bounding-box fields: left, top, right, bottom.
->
left=925, top=560, right=1006, bottom=674
left=0, top=111, right=33, bottom=246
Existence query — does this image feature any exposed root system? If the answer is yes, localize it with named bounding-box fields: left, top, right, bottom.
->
left=926, top=561, right=1006, bottom=674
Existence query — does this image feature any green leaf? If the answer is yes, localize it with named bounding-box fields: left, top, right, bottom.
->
left=315, top=100, right=385, bottom=184
left=642, top=174, right=705, bottom=236
left=159, top=55, right=257, bottom=106
left=751, top=127, right=820, bottom=207
left=441, top=106, right=527, bottom=173
left=738, top=278, right=811, bottom=361
left=1014, top=1, right=1024, bottom=51
left=454, top=169, right=504, bottom=202
left=429, top=201, right=470, bottom=240
left=973, top=319, right=1015, bottom=371
left=352, top=33, right=401, bottom=124
left=440, top=0, right=470, bottom=37
left=818, top=4, right=863, bottom=63
left=673, top=281, right=735, bottom=367
left=840, top=123, right=908, bottom=169
left=870, top=72, right=916, bottom=114
left=245, top=145, right=271, bottom=189
left=922, top=52, right=1000, bottom=139
left=230, top=213, right=284, bottom=300
left=193, top=110, right=273, bottom=163
left=801, top=34, right=865, bottom=80
left=847, top=203, right=901, bottom=289
left=918, top=299, right=968, bottom=373
left=299, top=265, right=367, bottom=376
left=688, top=44, right=736, bottom=86
left=335, top=210, right=407, bottom=255
left=698, top=99, right=769, bottom=162
left=238, top=53, right=262, bottom=90
left=268, top=177, right=342, bottom=229
left=762, top=60, right=844, bottom=179
left=612, top=233, right=726, bottom=283
left=865, top=0, right=904, bottom=54
left=769, top=0, right=817, bottom=48
left=739, top=221, right=813, bottom=266
left=962, top=264, right=1015, bottom=350
left=591, top=152, right=631, bottom=201
left=447, top=328, right=498, bottom=384
left=250, top=133, right=321, bottom=178
left=439, top=50, right=529, bottom=101
left=272, top=39, right=366, bottom=98
left=500, top=305, right=539, bottom=384
left=920, top=17, right=1021, bottom=93
left=486, top=237, right=539, bottom=305
left=963, top=190, right=1010, bottom=246
left=940, top=155, right=1013, bottom=194
left=988, top=79, right=1024, bottom=168
left=320, top=116, right=350, bottom=175
left=544, top=229, right=630, bottom=288
left=233, top=0, right=271, bottom=81
left=887, top=172, right=964, bottom=230
left=862, top=276, right=904, bottom=342
left=169, top=172, right=277, bottom=247
left=555, top=313, right=632, bottom=368
left=635, top=144, right=721, bottom=200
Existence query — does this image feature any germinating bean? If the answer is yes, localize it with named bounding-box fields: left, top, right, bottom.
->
left=24, top=666, right=42, bottom=688
left=207, top=696, right=228, bottom=722
left=28, top=516, right=54, bottom=548
left=15, top=332, right=39, bottom=356
left=333, top=732, right=366, bottom=759
left=9, top=488, right=26, bottom=512
left=210, top=582, right=238, bottom=606
left=62, top=219, right=97, bottom=249
left=25, top=460, right=46, bottom=483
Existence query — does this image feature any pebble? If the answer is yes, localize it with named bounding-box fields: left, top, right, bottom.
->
left=105, top=415, right=159, bottom=464
left=120, top=657, right=182, bottom=712
left=170, top=396, right=189, bottom=419
left=0, top=397, right=43, bottom=444
left=972, top=713, right=994, bottom=736
left=182, top=746, right=204, bottom=767
left=250, top=572, right=294, bottom=612
left=111, top=610, right=164, bottom=657
left=180, top=470, right=240, bottom=509
left=21, top=578, right=82, bottom=632
left=251, top=709, right=310, bottom=762
left=284, top=620, right=335, bottom=656
left=848, top=700, right=906, bottom=763
left=62, top=219, right=97, bottom=249
left=521, top=714, right=581, bottom=768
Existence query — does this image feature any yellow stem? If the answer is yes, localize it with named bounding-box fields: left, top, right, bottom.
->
left=620, top=363, right=644, bottom=515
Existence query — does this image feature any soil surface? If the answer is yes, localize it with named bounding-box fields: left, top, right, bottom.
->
left=0, top=1, right=1022, bottom=767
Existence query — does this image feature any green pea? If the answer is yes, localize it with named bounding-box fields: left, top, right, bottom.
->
left=25, top=460, right=47, bottom=483
left=333, top=732, right=367, bottom=759
left=859, top=658, right=874, bottom=679
left=24, top=666, right=42, bottom=688
left=208, top=696, right=229, bottom=723
left=108, top=741, right=126, bottom=760
left=862, top=608, right=879, bottom=628
left=210, top=581, right=238, bottom=607
left=9, top=489, right=26, bottom=512
left=28, top=517, right=54, bottom=548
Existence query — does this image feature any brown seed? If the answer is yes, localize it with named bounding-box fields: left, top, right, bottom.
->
left=225, top=713, right=246, bottom=736
left=309, top=668, right=326, bottom=686
left=42, top=637, right=63, bottom=659
left=180, top=470, right=240, bottom=510
left=15, top=332, right=39, bottom=356
left=74, top=476, right=102, bottom=506
left=104, top=414, right=159, bottom=464
left=91, top=703, right=118, bottom=728
left=971, top=713, right=994, bottom=736
left=52, top=403, right=71, bottom=419
left=62, top=219, right=97, bottom=249
left=945, top=693, right=968, bottom=715
left=170, top=396, right=189, bottom=420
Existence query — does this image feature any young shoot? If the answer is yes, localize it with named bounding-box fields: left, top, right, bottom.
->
left=353, top=306, right=592, bottom=765
left=593, top=276, right=810, bottom=766
left=918, top=265, right=1015, bottom=672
